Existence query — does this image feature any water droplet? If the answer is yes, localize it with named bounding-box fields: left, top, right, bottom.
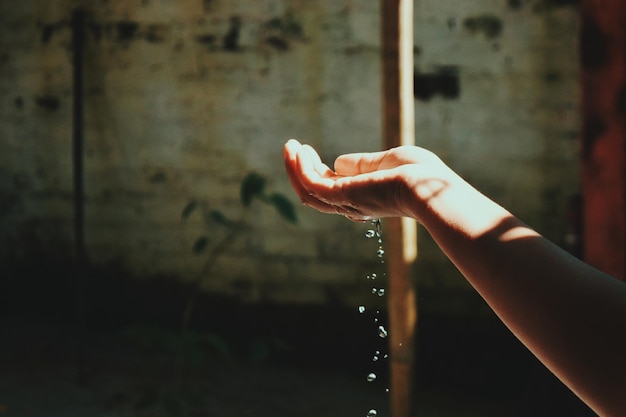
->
left=377, top=248, right=385, bottom=257
left=372, top=218, right=382, bottom=236
left=365, top=229, right=376, bottom=238
left=374, top=318, right=379, bottom=322
left=375, top=350, right=380, bottom=355
left=370, top=273, right=377, bottom=280
left=377, top=289, right=385, bottom=296
left=373, top=355, right=379, bottom=361
left=383, top=354, right=388, bottom=359
left=378, top=326, right=388, bottom=338
left=371, top=288, right=377, bottom=294
left=367, top=373, right=377, bottom=382
left=358, top=305, right=366, bottom=314
left=367, top=410, right=377, bottom=417
left=385, top=388, right=390, bottom=393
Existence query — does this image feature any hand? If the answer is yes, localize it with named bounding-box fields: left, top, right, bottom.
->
left=283, top=139, right=458, bottom=222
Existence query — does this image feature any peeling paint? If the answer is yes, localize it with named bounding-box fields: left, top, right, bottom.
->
left=462, top=15, right=503, bottom=39
left=261, top=13, right=305, bottom=52
left=414, top=67, right=460, bottom=101
left=203, top=0, right=215, bottom=13
left=35, top=95, right=60, bottom=111
left=149, top=171, right=167, bottom=184
left=116, top=21, right=139, bottom=41
left=145, top=24, right=168, bottom=43
left=39, top=22, right=65, bottom=44
left=196, top=34, right=216, bottom=46
left=265, top=36, right=289, bottom=51
left=223, top=16, right=241, bottom=51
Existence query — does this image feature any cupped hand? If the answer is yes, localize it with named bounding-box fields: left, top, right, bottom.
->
left=283, top=139, right=455, bottom=222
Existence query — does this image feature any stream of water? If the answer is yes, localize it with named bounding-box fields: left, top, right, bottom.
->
left=361, top=219, right=388, bottom=417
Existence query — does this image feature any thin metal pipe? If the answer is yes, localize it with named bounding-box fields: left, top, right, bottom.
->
left=72, top=8, right=87, bottom=383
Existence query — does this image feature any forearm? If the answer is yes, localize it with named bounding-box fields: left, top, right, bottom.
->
left=413, top=178, right=626, bottom=416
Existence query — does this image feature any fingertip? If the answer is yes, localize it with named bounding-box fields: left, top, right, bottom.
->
left=284, top=139, right=300, bottom=154
left=285, top=138, right=301, bottom=147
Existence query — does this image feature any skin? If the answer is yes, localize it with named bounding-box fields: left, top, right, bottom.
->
left=284, top=139, right=626, bottom=417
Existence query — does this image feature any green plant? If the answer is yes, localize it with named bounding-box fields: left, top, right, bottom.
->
left=180, top=172, right=297, bottom=331
left=114, top=173, right=297, bottom=416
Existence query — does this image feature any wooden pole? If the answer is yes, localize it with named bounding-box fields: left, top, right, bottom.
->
left=580, top=0, right=626, bottom=280
left=380, top=1, right=417, bottom=416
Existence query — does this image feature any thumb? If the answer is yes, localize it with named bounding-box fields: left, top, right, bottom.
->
left=334, top=150, right=388, bottom=176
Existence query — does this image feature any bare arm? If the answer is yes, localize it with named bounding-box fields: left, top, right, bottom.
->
left=284, top=139, right=626, bottom=417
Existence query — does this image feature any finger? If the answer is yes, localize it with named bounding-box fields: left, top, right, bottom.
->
left=283, top=140, right=341, bottom=214
left=301, top=144, right=336, bottom=179
left=283, top=140, right=310, bottom=200
left=295, top=143, right=343, bottom=203
left=334, top=151, right=389, bottom=176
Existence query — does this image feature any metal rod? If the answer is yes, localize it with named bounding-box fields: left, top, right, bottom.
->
left=72, top=8, right=87, bottom=383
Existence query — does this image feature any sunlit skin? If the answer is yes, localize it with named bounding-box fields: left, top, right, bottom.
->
left=284, top=139, right=626, bottom=417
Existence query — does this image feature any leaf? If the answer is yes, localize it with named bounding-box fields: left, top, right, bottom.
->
left=208, top=210, right=235, bottom=228
left=267, top=193, right=297, bottom=223
left=192, top=236, right=209, bottom=254
left=240, top=172, right=266, bottom=207
left=181, top=201, right=198, bottom=220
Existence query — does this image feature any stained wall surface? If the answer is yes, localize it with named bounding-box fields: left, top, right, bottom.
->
left=0, top=0, right=580, bottom=309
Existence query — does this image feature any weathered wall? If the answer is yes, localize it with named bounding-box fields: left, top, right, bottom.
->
left=0, top=0, right=580, bottom=310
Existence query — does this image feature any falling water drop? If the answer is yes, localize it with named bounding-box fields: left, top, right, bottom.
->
left=365, top=229, right=376, bottom=238
left=372, top=218, right=382, bottom=236
left=373, top=355, right=379, bottom=361
left=378, top=325, right=388, bottom=338
left=358, top=306, right=366, bottom=314
left=371, top=288, right=377, bottom=294
left=370, top=273, right=377, bottom=280
left=367, top=373, right=377, bottom=382
left=377, top=248, right=385, bottom=258
left=367, top=410, right=377, bottom=417
left=377, top=289, right=385, bottom=296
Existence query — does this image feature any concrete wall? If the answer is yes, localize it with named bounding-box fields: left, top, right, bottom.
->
left=0, top=0, right=580, bottom=310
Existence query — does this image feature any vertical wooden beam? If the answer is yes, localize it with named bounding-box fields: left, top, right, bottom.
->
left=380, top=1, right=417, bottom=417
left=580, top=0, right=626, bottom=280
